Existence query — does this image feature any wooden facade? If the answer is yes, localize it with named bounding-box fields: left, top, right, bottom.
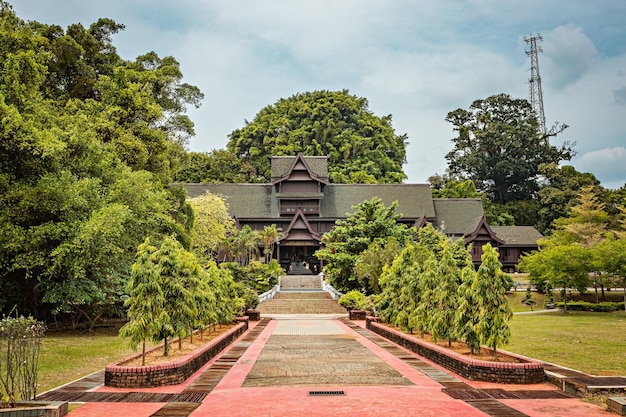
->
left=183, top=153, right=541, bottom=272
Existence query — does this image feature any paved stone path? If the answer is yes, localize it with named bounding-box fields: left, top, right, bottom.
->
left=243, top=319, right=412, bottom=387
left=53, top=317, right=614, bottom=417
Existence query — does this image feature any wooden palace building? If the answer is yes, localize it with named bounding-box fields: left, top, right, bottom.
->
left=184, top=153, right=541, bottom=273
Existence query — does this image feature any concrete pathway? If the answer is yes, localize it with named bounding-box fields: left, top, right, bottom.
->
left=59, top=317, right=614, bottom=417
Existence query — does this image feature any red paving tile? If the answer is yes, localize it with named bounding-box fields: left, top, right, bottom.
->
left=65, top=318, right=615, bottom=417
left=500, top=399, right=615, bottom=417
left=193, top=386, right=487, bottom=417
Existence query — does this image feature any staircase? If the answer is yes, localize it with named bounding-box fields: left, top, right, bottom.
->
left=279, top=275, right=322, bottom=290
left=257, top=275, right=346, bottom=315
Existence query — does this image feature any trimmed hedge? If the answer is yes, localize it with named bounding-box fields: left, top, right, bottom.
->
left=557, top=301, right=624, bottom=312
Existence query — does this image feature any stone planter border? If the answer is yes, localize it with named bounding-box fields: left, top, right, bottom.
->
left=0, top=401, right=68, bottom=417
left=105, top=320, right=248, bottom=388
left=365, top=317, right=545, bottom=384
left=348, top=309, right=366, bottom=320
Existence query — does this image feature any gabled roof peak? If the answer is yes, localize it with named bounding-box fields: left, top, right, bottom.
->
left=464, top=215, right=505, bottom=245
left=279, top=209, right=322, bottom=242
left=271, top=152, right=330, bottom=185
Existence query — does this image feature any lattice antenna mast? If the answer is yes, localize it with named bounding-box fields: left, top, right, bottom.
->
left=525, top=34, right=546, bottom=134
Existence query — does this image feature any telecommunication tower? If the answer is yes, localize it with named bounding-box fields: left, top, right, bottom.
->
left=525, top=34, right=546, bottom=134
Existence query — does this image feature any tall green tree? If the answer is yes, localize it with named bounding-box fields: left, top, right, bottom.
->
left=315, top=197, right=415, bottom=293
left=473, top=244, right=512, bottom=358
left=519, top=242, right=589, bottom=311
left=426, top=241, right=462, bottom=346
left=32, top=18, right=124, bottom=101
left=188, top=191, right=235, bottom=262
left=204, top=262, right=237, bottom=326
left=231, top=225, right=260, bottom=266
left=126, top=52, right=204, bottom=147
left=594, top=228, right=626, bottom=314
left=455, top=266, right=481, bottom=354
left=120, top=236, right=210, bottom=359
left=553, top=185, right=608, bottom=247
left=0, top=4, right=199, bottom=319
left=535, top=164, right=602, bottom=233
left=118, top=239, right=168, bottom=366
left=227, top=90, right=408, bottom=183
left=535, top=186, right=610, bottom=302
left=153, top=237, right=196, bottom=353
left=445, top=93, right=574, bottom=204
left=377, top=243, right=428, bottom=331
left=174, top=150, right=262, bottom=183
left=354, top=238, right=403, bottom=295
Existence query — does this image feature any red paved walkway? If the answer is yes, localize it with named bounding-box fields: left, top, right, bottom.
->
left=65, top=318, right=614, bottom=417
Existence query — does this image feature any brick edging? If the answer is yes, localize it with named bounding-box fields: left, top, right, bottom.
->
left=365, top=317, right=545, bottom=384
left=105, top=321, right=248, bottom=388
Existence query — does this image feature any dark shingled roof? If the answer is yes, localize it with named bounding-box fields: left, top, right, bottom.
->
left=185, top=183, right=436, bottom=220
left=432, top=199, right=485, bottom=236
left=184, top=183, right=276, bottom=218
left=491, top=226, right=543, bottom=246
left=271, top=155, right=329, bottom=180
left=321, top=184, right=435, bottom=218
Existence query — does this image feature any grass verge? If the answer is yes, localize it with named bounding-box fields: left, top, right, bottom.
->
left=507, top=310, right=626, bottom=376
left=507, top=291, right=549, bottom=312
left=38, top=327, right=151, bottom=393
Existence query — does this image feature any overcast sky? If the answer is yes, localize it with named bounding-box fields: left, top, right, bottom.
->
left=12, top=1, right=626, bottom=189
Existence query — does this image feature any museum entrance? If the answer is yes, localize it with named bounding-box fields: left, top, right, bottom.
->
left=277, top=243, right=321, bottom=275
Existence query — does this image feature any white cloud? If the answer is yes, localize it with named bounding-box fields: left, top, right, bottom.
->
left=542, top=25, right=598, bottom=91
left=573, top=147, right=626, bottom=190
left=613, top=86, right=626, bottom=105
left=9, top=0, right=626, bottom=189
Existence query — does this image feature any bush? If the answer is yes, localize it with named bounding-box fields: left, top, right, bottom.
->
left=556, top=301, right=624, bottom=312
left=338, top=290, right=368, bottom=311
left=220, top=260, right=282, bottom=294
left=230, top=281, right=260, bottom=312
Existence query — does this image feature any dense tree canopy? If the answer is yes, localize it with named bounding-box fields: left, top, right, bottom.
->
left=174, top=150, right=263, bottom=183
left=428, top=176, right=515, bottom=226
left=188, top=192, right=235, bottom=263
left=535, top=164, right=602, bottom=233
left=445, top=94, right=574, bottom=205
left=0, top=2, right=200, bottom=320
left=519, top=186, right=621, bottom=306
left=226, top=90, right=408, bottom=183
left=376, top=226, right=512, bottom=354
left=314, top=197, right=415, bottom=293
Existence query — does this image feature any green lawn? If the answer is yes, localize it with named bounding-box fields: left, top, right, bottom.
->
left=38, top=327, right=150, bottom=393
left=507, top=310, right=626, bottom=376
left=507, top=291, right=549, bottom=312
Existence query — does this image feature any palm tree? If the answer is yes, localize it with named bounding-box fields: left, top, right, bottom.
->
left=218, top=235, right=236, bottom=263
left=234, top=225, right=260, bottom=266
left=259, top=224, right=284, bottom=262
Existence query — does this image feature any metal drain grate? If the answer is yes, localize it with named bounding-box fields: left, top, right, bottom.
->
left=308, top=390, right=346, bottom=396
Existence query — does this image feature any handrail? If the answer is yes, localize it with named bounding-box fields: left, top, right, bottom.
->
left=259, top=284, right=280, bottom=303
left=322, top=280, right=343, bottom=300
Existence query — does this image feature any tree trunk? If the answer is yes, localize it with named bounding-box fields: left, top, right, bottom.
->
left=600, top=283, right=605, bottom=301
left=141, top=339, right=146, bottom=366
